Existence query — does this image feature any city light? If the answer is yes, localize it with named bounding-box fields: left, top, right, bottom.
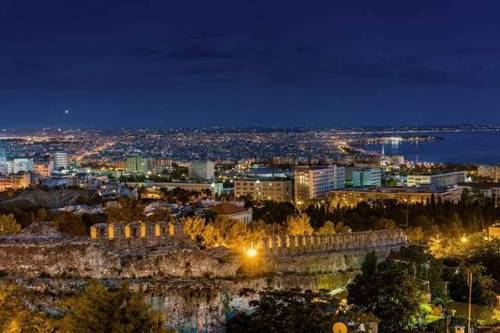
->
left=246, top=247, right=257, bottom=258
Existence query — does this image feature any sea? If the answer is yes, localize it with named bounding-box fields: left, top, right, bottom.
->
left=357, top=131, right=500, bottom=164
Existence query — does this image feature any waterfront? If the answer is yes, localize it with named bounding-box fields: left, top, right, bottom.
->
left=358, top=131, right=500, bottom=164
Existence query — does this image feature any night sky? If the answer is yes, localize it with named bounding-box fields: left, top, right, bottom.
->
left=2, top=1, right=500, bottom=128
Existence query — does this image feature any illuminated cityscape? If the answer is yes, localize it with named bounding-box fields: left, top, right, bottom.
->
left=0, top=1, right=499, bottom=333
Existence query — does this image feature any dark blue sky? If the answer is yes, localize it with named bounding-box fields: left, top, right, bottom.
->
left=2, top=0, right=500, bottom=128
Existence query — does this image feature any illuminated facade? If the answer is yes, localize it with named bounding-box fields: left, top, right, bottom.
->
left=234, top=179, right=292, bottom=202
left=188, top=160, right=215, bottom=180
left=406, top=171, right=466, bottom=187
left=52, top=151, right=69, bottom=170
left=330, top=186, right=463, bottom=208
left=345, top=167, right=382, bottom=187
left=0, top=173, right=31, bottom=192
left=293, top=165, right=345, bottom=203
left=34, top=161, right=54, bottom=177
left=478, top=165, right=500, bottom=182
left=127, top=156, right=152, bottom=174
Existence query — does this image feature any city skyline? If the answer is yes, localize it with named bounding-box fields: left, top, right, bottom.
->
left=3, top=1, right=500, bottom=128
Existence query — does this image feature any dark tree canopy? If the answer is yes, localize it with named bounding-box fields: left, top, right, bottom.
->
left=226, top=288, right=338, bottom=333
left=348, top=259, right=420, bottom=333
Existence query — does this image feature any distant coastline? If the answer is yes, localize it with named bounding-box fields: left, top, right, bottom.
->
left=357, top=131, right=500, bottom=164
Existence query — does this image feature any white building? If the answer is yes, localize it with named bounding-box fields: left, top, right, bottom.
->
left=52, top=152, right=69, bottom=170
left=407, top=171, right=466, bottom=188
left=188, top=160, right=215, bottom=180
left=0, top=149, right=7, bottom=175
left=294, top=165, right=345, bottom=203
left=8, top=158, right=34, bottom=174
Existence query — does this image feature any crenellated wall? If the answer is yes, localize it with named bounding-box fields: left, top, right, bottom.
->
left=260, top=229, right=406, bottom=256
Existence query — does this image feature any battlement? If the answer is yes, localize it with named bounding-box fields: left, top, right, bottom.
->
left=90, top=221, right=183, bottom=248
left=259, top=229, right=406, bottom=256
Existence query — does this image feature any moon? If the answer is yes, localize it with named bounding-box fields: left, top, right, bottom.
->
left=64, top=110, right=70, bottom=115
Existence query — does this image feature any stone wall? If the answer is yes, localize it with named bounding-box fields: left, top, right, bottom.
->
left=260, top=229, right=406, bottom=256
left=0, top=241, right=240, bottom=279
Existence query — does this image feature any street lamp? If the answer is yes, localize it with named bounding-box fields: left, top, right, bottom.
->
left=246, top=247, right=257, bottom=258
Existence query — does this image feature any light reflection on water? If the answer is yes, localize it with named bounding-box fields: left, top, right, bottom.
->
left=360, top=131, right=500, bottom=164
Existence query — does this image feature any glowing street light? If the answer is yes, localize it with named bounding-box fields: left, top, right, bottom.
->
left=246, top=247, right=257, bottom=258
left=460, top=235, right=468, bottom=243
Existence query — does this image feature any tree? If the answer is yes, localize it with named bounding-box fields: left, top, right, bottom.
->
left=318, top=221, right=336, bottom=235
left=182, top=216, right=206, bottom=242
left=361, top=250, right=378, bottom=276
left=210, top=217, right=248, bottom=249
left=106, top=199, right=145, bottom=223
left=445, top=264, right=497, bottom=306
left=406, top=226, right=425, bottom=244
left=252, top=201, right=297, bottom=225
left=334, top=221, right=351, bottom=233
left=373, top=217, right=397, bottom=230
left=201, top=223, right=223, bottom=248
left=348, top=259, right=420, bottom=332
left=227, top=289, right=338, bottom=333
left=146, top=208, right=173, bottom=223
left=0, top=282, right=55, bottom=332
left=53, top=212, right=86, bottom=236
left=59, top=281, right=168, bottom=333
left=286, top=214, right=313, bottom=235
left=246, top=220, right=267, bottom=246
left=35, top=208, right=50, bottom=222
left=0, top=214, right=21, bottom=235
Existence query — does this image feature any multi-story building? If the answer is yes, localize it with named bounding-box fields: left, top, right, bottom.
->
left=406, top=171, right=466, bottom=187
left=151, top=158, right=172, bottom=172
left=52, top=152, right=69, bottom=170
left=0, top=149, right=7, bottom=175
left=188, top=160, right=215, bottom=180
left=113, top=160, right=128, bottom=170
left=462, top=183, right=500, bottom=206
left=127, top=156, right=152, bottom=174
left=478, top=165, right=500, bottom=182
left=234, top=179, right=293, bottom=202
left=345, top=167, right=382, bottom=187
left=35, top=160, right=54, bottom=177
left=293, top=165, right=345, bottom=204
left=8, top=158, right=34, bottom=174
left=330, top=186, right=463, bottom=208
left=125, top=181, right=223, bottom=195
left=0, top=173, right=31, bottom=191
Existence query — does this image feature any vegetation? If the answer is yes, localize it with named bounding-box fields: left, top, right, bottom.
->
left=348, top=255, right=421, bottom=332
left=252, top=201, right=297, bottom=225
left=146, top=207, right=173, bottom=223
left=59, top=282, right=168, bottom=333
left=53, top=212, right=87, bottom=236
left=105, top=198, right=146, bottom=223
left=0, top=214, right=20, bottom=235
left=0, top=281, right=171, bottom=333
left=396, top=243, right=499, bottom=319
left=182, top=216, right=266, bottom=252
left=286, top=213, right=314, bottom=235
left=302, top=195, right=498, bottom=238
left=182, top=216, right=205, bottom=242
left=226, top=289, right=338, bottom=333
left=317, top=220, right=336, bottom=235
left=0, top=282, right=55, bottom=332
